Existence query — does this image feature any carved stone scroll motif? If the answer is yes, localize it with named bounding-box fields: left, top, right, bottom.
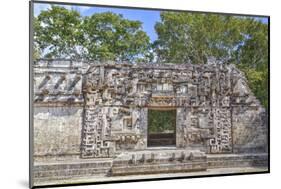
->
left=77, top=63, right=265, bottom=157
left=81, top=107, right=111, bottom=158
left=209, top=108, right=232, bottom=153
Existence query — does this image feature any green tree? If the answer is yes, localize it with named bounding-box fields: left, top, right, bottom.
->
left=154, top=12, right=268, bottom=109
left=81, top=12, right=150, bottom=62
left=235, top=19, right=268, bottom=109
left=34, top=5, right=83, bottom=59
left=154, top=12, right=246, bottom=64
left=34, top=7, right=150, bottom=62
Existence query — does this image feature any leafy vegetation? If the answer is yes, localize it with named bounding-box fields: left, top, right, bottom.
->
left=148, top=110, right=176, bottom=133
left=154, top=12, right=268, bottom=109
left=34, top=6, right=83, bottom=59
left=34, top=6, right=150, bottom=61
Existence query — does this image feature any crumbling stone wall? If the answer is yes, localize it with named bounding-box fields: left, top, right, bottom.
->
left=33, top=106, right=83, bottom=160
left=80, top=62, right=267, bottom=158
left=33, top=60, right=84, bottom=160
left=33, top=60, right=267, bottom=160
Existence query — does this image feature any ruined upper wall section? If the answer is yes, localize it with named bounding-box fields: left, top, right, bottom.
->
left=33, top=59, right=262, bottom=108
left=33, top=60, right=84, bottom=105
left=83, top=61, right=262, bottom=109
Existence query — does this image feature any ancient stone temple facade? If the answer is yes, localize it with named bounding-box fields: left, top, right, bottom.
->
left=32, top=60, right=268, bottom=185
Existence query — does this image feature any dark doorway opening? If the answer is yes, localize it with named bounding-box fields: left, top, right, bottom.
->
left=147, top=109, right=176, bottom=147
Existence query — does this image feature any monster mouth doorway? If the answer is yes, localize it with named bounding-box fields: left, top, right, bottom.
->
left=147, top=108, right=177, bottom=147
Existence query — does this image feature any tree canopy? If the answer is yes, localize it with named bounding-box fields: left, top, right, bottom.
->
left=81, top=12, right=150, bottom=61
left=34, top=6, right=150, bottom=62
left=153, top=12, right=268, bottom=109
left=34, top=6, right=83, bottom=59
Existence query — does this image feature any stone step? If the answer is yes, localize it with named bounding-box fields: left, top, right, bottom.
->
left=34, top=161, right=112, bottom=172
left=34, top=167, right=110, bottom=179
left=33, top=152, right=268, bottom=183
left=111, top=162, right=207, bottom=176
left=111, top=150, right=207, bottom=176
left=33, top=159, right=113, bottom=181
left=207, top=153, right=268, bottom=168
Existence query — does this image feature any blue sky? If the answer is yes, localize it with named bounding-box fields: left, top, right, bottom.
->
left=34, top=3, right=268, bottom=42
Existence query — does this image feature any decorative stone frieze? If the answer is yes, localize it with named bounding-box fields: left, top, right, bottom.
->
left=33, top=60, right=267, bottom=159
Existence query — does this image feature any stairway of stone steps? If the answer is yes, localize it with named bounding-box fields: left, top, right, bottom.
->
left=33, top=159, right=113, bottom=182
left=33, top=151, right=268, bottom=183
left=207, top=153, right=268, bottom=168
left=111, top=149, right=207, bottom=176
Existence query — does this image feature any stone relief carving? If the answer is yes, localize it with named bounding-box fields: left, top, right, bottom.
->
left=80, top=63, right=239, bottom=157
left=209, top=108, right=232, bottom=153
left=33, top=61, right=265, bottom=158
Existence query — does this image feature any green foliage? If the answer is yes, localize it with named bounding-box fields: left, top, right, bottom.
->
left=34, top=5, right=83, bottom=59
left=154, top=12, right=246, bottom=64
left=235, top=19, right=268, bottom=109
left=242, top=68, right=268, bottom=109
left=81, top=12, right=150, bottom=61
left=34, top=6, right=150, bottom=62
left=154, top=12, right=268, bottom=109
left=148, top=110, right=176, bottom=133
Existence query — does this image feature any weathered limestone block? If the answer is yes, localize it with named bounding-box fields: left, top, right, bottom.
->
left=232, top=106, right=267, bottom=153
left=207, top=153, right=268, bottom=168
left=34, top=60, right=83, bottom=104
left=33, top=106, right=83, bottom=160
